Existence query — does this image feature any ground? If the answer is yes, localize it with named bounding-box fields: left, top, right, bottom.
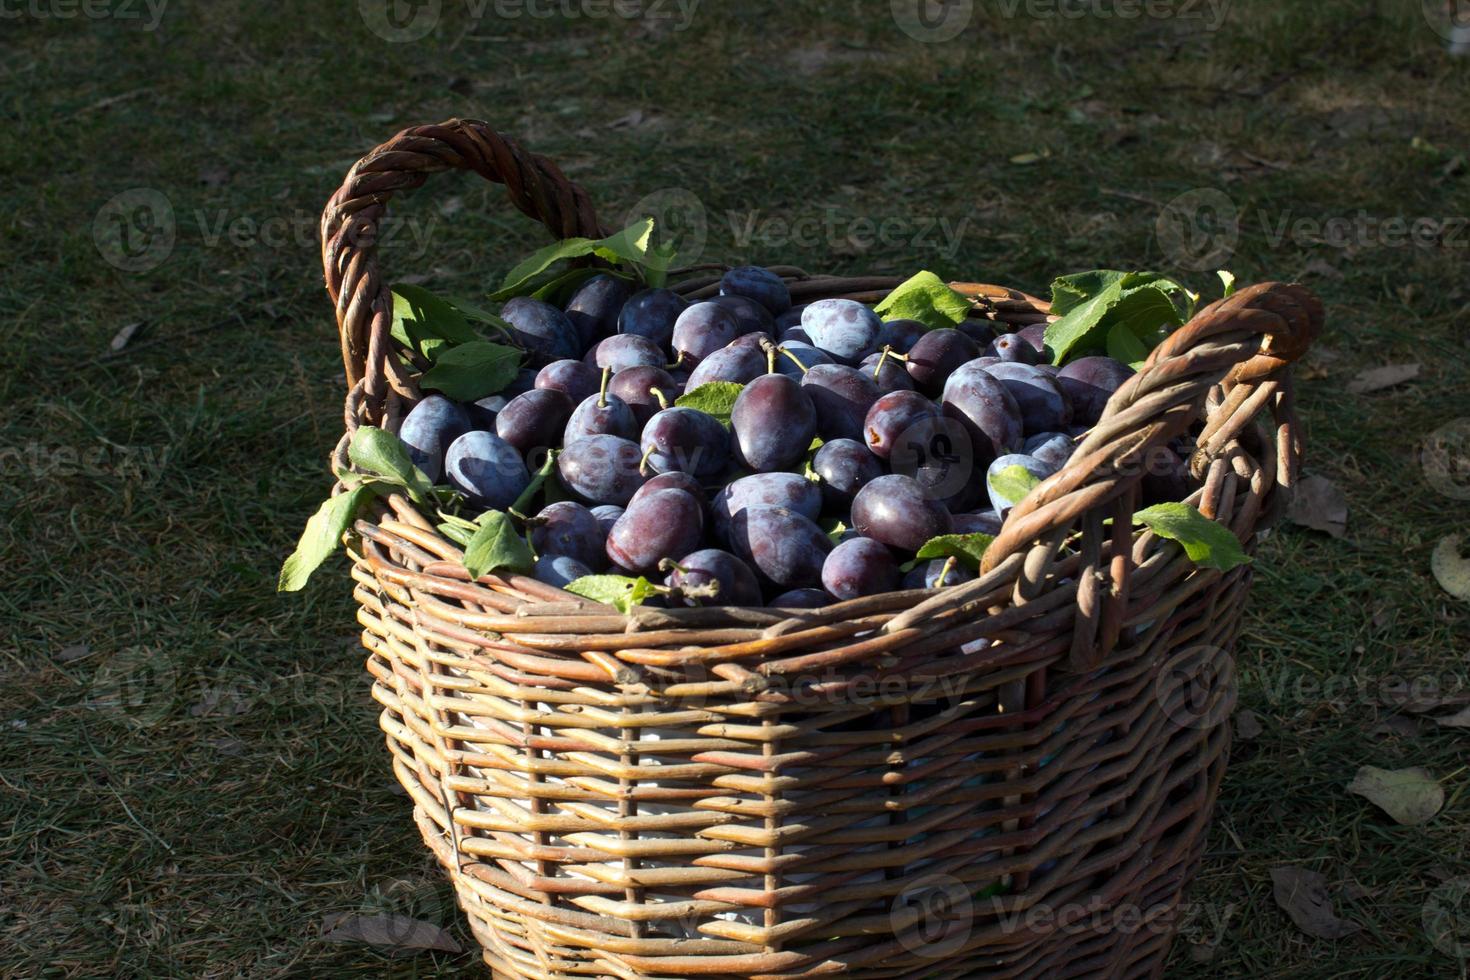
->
left=2, top=0, right=1468, bottom=976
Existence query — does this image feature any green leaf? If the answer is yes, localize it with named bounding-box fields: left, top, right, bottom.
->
left=530, top=268, right=606, bottom=304
left=437, top=522, right=476, bottom=547
left=1133, top=502, right=1251, bottom=571
left=493, top=218, right=664, bottom=299
left=1045, top=282, right=1183, bottom=365
left=278, top=486, right=375, bottom=592
left=419, top=342, right=523, bottom=401
left=564, top=574, right=659, bottom=613
left=674, top=381, right=744, bottom=426
left=988, top=464, right=1042, bottom=503
left=820, top=518, right=848, bottom=545
left=348, top=426, right=434, bottom=504
left=913, top=533, right=995, bottom=572
left=391, top=285, right=481, bottom=357
left=1217, top=270, right=1237, bottom=297
left=1106, top=321, right=1152, bottom=370
left=462, top=511, right=534, bottom=580
left=874, top=271, right=972, bottom=331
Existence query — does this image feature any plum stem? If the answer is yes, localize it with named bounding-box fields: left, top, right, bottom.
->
left=657, top=558, right=689, bottom=574
left=935, top=555, right=957, bottom=588
left=638, top=442, right=660, bottom=476
left=598, top=366, right=611, bottom=408
left=873, top=345, right=907, bottom=381
left=649, top=387, right=670, bottom=411
left=776, top=344, right=810, bottom=375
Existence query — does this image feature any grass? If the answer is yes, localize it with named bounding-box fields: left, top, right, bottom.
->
left=2, top=0, right=1468, bottom=976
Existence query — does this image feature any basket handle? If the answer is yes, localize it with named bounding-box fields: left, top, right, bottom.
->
left=320, top=118, right=606, bottom=431
left=977, top=281, right=1322, bottom=668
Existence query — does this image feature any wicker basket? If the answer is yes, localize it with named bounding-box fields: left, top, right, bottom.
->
left=320, top=118, right=1323, bottom=979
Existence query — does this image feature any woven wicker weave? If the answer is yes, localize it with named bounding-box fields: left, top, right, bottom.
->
left=320, top=118, right=1323, bottom=979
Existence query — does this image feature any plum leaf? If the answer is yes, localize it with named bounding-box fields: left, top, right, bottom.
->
left=419, top=342, right=523, bottom=401
left=494, top=218, right=669, bottom=298
left=391, top=284, right=483, bottom=357
left=278, top=486, right=375, bottom=592
left=347, top=425, right=434, bottom=504
left=1133, top=502, right=1251, bottom=571
left=674, top=381, right=743, bottom=426
left=913, top=533, right=995, bottom=571
left=462, top=510, right=534, bottom=580
left=1346, top=765, right=1444, bottom=826
left=874, top=271, right=971, bottom=331
left=1046, top=282, right=1183, bottom=365
left=564, top=574, right=658, bottom=613
left=988, top=464, right=1043, bottom=504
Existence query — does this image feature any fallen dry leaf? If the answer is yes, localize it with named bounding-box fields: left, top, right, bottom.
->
left=109, top=322, right=143, bottom=353
left=1286, top=475, right=1348, bottom=538
left=1346, top=766, right=1444, bottom=825
left=1234, top=709, right=1263, bottom=741
left=1270, top=866, right=1360, bottom=939
left=1346, top=363, right=1420, bottom=394
left=1431, top=535, right=1470, bottom=601
left=1372, top=716, right=1425, bottom=738
left=55, top=644, right=92, bottom=663
left=321, top=913, right=461, bottom=953
left=1434, top=705, right=1470, bottom=729
left=1300, top=258, right=1344, bottom=280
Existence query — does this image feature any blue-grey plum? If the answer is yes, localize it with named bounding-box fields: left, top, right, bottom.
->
left=860, top=351, right=917, bottom=393
left=529, top=501, right=606, bottom=570
left=801, top=299, right=882, bottom=365
left=564, top=273, right=630, bottom=348
left=952, top=509, right=1003, bottom=536
left=801, top=363, right=880, bottom=442
left=987, top=332, right=1040, bottom=364
left=771, top=340, right=833, bottom=378
left=1023, top=432, right=1074, bottom=472
left=665, top=548, right=762, bottom=606
left=906, top=328, right=981, bottom=392
left=821, top=536, right=900, bottom=600
left=495, top=388, right=574, bottom=455
left=398, top=394, right=472, bottom=483
left=686, top=341, right=767, bottom=388
left=878, top=318, right=927, bottom=354
left=617, top=288, right=689, bottom=348
left=534, top=553, right=594, bottom=589
left=565, top=389, right=638, bottom=443
left=556, top=434, right=648, bottom=505
left=672, top=302, right=740, bottom=368
left=640, top=407, right=730, bottom=478
left=902, top=557, right=978, bottom=590
left=720, top=266, right=792, bottom=315
left=811, top=438, right=883, bottom=510
left=986, top=453, right=1055, bottom=514
left=863, top=390, right=941, bottom=461
left=730, top=374, right=817, bottom=472
left=940, top=368, right=1023, bottom=463
left=589, top=504, right=624, bottom=537
left=1056, top=356, right=1135, bottom=426
left=769, top=588, right=833, bottom=608
left=851, top=474, right=953, bottom=552
left=713, top=473, right=823, bottom=539
left=631, top=470, right=707, bottom=507
left=606, top=488, right=705, bottom=574
left=710, top=293, right=777, bottom=336
left=445, top=431, right=530, bottom=510
left=608, top=366, right=679, bottom=426
left=970, top=362, right=1071, bottom=436
left=728, top=506, right=832, bottom=589
left=500, top=297, right=580, bottom=363
left=536, top=359, right=600, bottom=404
left=586, top=334, right=665, bottom=374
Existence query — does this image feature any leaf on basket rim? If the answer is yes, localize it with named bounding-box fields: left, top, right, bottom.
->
left=462, top=511, right=534, bottom=581
left=1133, top=502, right=1251, bottom=571
left=564, top=574, right=659, bottom=613
left=873, top=271, right=971, bottom=331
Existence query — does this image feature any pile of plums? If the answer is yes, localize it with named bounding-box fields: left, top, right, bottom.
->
left=397, top=266, right=1177, bottom=608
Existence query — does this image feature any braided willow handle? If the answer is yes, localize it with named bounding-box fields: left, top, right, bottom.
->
left=320, top=118, right=606, bottom=431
